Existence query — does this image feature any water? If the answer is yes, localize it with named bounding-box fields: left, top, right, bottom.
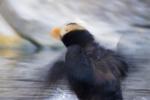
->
left=1, top=30, right=150, bottom=100
left=0, top=43, right=150, bottom=100
left=0, top=48, right=78, bottom=100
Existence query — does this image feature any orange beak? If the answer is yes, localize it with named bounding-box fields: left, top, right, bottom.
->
left=50, top=27, right=61, bottom=39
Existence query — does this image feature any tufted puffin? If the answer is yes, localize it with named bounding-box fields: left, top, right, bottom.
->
left=50, top=23, right=128, bottom=100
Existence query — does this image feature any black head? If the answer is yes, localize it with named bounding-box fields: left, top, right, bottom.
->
left=51, top=23, right=94, bottom=47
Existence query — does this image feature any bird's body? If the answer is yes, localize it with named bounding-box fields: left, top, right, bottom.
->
left=50, top=23, right=128, bottom=100
left=65, top=43, right=126, bottom=100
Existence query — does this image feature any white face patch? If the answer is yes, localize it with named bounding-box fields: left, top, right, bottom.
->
left=60, top=23, right=85, bottom=37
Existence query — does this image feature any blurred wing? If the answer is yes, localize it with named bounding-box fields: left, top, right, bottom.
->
left=47, top=60, right=66, bottom=83
left=44, top=51, right=67, bottom=85
left=83, top=44, right=125, bottom=100
left=97, top=51, right=129, bottom=79
left=84, top=43, right=129, bottom=79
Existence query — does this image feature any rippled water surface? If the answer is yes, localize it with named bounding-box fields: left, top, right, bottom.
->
left=0, top=49, right=78, bottom=100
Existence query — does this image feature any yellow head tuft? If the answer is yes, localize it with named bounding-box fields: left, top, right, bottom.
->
left=50, top=23, right=85, bottom=40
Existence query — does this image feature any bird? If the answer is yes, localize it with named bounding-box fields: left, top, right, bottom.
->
left=50, top=23, right=128, bottom=100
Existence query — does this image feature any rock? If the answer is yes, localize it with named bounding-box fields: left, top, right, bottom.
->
left=0, top=14, right=21, bottom=48
left=0, top=0, right=60, bottom=47
left=0, top=0, right=149, bottom=50
left=0, top=14, right=37, bottom=52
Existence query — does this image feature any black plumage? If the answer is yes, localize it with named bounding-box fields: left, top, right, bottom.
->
left=50, top=23, right=128, bottom=100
